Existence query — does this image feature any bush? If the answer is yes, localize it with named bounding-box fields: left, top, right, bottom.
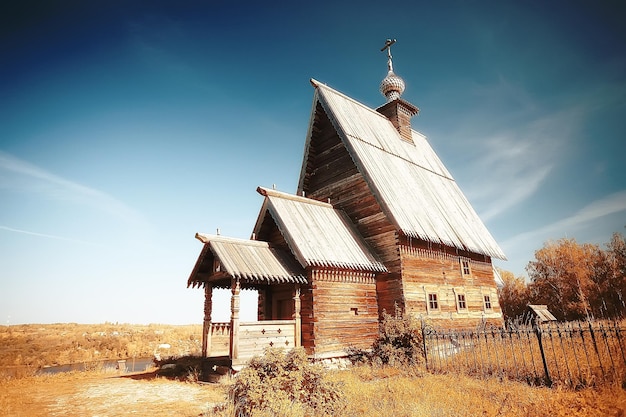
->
left=370, top=310, right=425, bottom=367
left=229, top=348, right=346, bottom=417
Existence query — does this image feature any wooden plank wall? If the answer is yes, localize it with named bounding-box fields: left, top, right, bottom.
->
left=302, top=269, right=379, bottom=356
left=237, top=321, right=296, bottom=361
left=399, top=240, right=503, bottom=328
left=254, top=213, right=291, bottom=254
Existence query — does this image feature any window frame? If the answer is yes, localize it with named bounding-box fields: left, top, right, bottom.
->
left=483, top=295, right=492, bottom=311
left=427, top=292, right=439, bottom=312
left=456, top=293, right=467, bottom=311
left=460, top=258, right=471, bottom=276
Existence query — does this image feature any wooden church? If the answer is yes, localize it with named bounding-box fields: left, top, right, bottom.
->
left=188, top=42, right=506, bottom=366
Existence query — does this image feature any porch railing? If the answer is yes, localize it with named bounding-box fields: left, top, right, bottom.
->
left=205, top=320, right=297, bottom=363
left=206, top=322, right=231, bottom=356
left=238, top=320, right=296, bottom=361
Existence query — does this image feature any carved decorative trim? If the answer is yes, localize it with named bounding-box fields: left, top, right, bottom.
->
left=400, top=245, right=490, bottom=269
left=311, top=269, right=376, bottom=284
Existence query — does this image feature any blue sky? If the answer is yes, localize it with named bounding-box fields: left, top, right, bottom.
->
left=1, top=1, right=625, bottom=324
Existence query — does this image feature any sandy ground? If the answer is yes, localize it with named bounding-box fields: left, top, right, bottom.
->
left=1, top=371, right=228, bottom=417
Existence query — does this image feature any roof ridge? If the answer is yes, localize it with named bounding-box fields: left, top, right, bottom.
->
left=195, top=233, right=268, bottom=247
left=256, top=186, right=332, bottom=208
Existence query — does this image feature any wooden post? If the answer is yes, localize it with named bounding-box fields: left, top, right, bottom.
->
left=230, top=278, right=241, bottom=361
left=257, top=288, right=266, bottom=321
left=202, top=285, right=213, bottom=357
left=294, top=284, right=301, bottom=348
left=534, top=321, right=552, bottom=387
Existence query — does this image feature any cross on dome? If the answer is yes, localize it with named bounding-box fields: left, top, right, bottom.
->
left=379, top=38, right=406, bottom=101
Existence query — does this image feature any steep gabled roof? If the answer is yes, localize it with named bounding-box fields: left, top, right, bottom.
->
left=187, top=233, right=307, bottom=288
left=253, top=187, right=387, bottom=272
left=298, top=79, right=506, bottom=260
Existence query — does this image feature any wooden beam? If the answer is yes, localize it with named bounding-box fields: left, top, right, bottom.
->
left=229, top=278, right=241, bottom=362
left=202, top=285, right=213, bottom=357
left=294, top=284, right=301, bottom=347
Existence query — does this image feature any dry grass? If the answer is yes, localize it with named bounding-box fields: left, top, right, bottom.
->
left=202, top=364, right=626, bottom=417
left=333, top=365, right=626, bottom=417
left=2, top=365, right=625, bottom=417
left=0, top=369, right=227, bottom=417
left=426, top=321, right=626, bottom=388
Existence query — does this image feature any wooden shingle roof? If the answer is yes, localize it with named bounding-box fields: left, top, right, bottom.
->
left=253, top=187, right=387, bottom=273
left=300, top=79, right=506, bottom=260
left=527, top=304, right=558, bottom=323
left=187, top=234, right=306, bottom=288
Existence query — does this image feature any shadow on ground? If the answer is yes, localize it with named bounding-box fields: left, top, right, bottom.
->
left=121, top=355, right=231, bottom=382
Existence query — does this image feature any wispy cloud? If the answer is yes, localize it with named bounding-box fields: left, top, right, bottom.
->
left=0, top=151, right=147, bottom=227
left=461, top=110, right=579, bottom=221
left=446, top=77, right=586, bottom=222
left=0, top=225, right=104, bottom=247
left=501, top=190, right=626, bottom=248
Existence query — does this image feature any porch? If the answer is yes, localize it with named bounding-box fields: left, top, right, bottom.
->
left=188, top=234, right=307, bottom=369
left=200, top=283, right=302, bottom=369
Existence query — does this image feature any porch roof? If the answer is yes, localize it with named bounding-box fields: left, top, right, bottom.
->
left=187, top=234, right=307, bottom=288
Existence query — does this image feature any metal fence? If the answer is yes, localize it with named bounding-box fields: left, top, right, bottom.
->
left=422, top=320, right=626, bottom=388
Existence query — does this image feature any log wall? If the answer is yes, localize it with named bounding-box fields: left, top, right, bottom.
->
left=400, top=241, right=503, bottom=328
left=301, top=269, right=379, bottom=356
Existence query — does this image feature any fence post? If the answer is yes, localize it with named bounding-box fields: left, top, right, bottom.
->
left=588, top=320, right=606, bottom=380
left=421, top=319, right=429, bottom=371
left=613, top=320, right=626, bottom=367
left=534, top=321, right=552, bottom=387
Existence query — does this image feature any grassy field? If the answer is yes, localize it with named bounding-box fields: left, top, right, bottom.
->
left=1, top=365, right=625, bottom=417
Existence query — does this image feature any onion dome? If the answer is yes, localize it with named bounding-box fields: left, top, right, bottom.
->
left=380, top=65, right=405, bottom=101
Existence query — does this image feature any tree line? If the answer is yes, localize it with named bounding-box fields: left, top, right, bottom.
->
left=498, top=232, right=626, bottom=322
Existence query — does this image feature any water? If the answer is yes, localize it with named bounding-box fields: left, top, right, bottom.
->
left=38, top=357, right=155, bottom=375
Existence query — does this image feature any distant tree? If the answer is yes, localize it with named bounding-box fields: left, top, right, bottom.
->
left=589, top=233, right=626, bottom=318
left=496, top=268, right=529, bottom=321
left=526, top=238, right=597, bottom=321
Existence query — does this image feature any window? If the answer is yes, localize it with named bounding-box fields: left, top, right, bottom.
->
left=460, top=258, right=471, bottom=276
left=428, top=293, right=439, bottom=310
left=484, top=295, right=492, bottom=310
left=456, top=294, right=467, bottom=310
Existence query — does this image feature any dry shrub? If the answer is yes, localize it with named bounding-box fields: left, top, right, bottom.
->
left=348, top=310, right=425, bottom=370
left=372, top=310, right=425, bottom=366
left=228, top=348, right=346, bottom=417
